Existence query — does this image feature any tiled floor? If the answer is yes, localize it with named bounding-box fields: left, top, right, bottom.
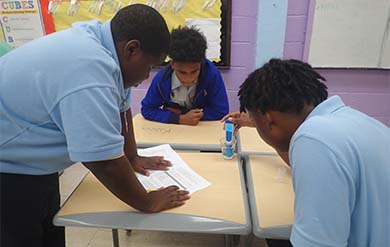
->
left=59, top=163, right=268, bottom=247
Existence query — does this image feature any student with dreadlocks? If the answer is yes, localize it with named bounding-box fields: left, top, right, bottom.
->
left=141, top=26, right=229, bottom=125
left=233, top=59, right=390, bottom=246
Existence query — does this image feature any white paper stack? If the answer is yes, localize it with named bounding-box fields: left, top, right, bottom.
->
left=136, top=144, right=211, bottom=194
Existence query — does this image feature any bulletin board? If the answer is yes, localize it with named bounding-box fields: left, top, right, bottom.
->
left=304, top=0, right=390, bottom=69
left=0, top=0, right=47, bottom=48
left=0, top=0, right=232, bottom=66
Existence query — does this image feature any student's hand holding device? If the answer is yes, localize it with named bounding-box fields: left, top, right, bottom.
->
left=147, top=186, right=190, bottom=212
left=221, top=111, right=255, bottom=134
left=179, top=108, right=204, bottom=125
left=131, top=155, right=172, bottom=176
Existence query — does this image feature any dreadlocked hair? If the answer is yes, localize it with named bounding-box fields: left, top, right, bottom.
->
left=238, top=59, right=328, bottom=114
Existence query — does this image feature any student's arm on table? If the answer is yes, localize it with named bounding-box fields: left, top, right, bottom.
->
left=148, top=103, right=203, bottom=125
left=121, top=108, right=172, bottom=176
left=164, top=106, right=204, bottom=126
left=141, top=81, right=202, bottom=125
left=164, top=106, right=181, bottom=114
left=83, top=156, right=190, bottom=213
left=178, top=108, right=204, bottom=125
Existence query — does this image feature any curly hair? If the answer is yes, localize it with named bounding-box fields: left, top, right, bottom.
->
left=239, top=59, right=328, bottom=114
left=111, top=4, right=170, bottom=57
left=169, top=26, right=207, bottom=62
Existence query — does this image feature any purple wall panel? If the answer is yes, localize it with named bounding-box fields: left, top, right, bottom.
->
left=134, top=71, right=157, bottom=90
left=330, top=93, right=390, bottom=117
left=374, top=117, right=390, bottom=127
left=130, top=0, right=259, bottom=115
left=220, top=67, right=251, bottom=89
left=284, top=1, right=390, bottom=125
left=284, top=43, right=304, bottom=59
left=320, top=69, right=390, bottom=93
left=227, top=90, right=240, bottom=112
left=129, top=88, right=147, bottom=114
left=285, top=16, right=306, bottom=42
left=230, top=43, right=255, bottom=67
left=231, top=17, right=257, bottom=42
left=287, top=0, right=309, bottom=15
left=232, top=0, right=258, bottom=17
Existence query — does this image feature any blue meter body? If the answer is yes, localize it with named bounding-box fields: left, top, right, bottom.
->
left=225, top=119, right=234, bottom=144
left=223, top=119, right=235, bottom=159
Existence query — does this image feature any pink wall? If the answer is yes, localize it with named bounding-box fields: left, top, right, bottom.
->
left=284, top=0, right=390, bottom=126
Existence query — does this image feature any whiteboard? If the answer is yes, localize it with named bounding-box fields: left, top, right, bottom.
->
left=306, top=0, right=390, bottom=69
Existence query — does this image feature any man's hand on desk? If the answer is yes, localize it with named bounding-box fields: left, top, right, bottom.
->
left=179, top=108, right=203, bottom=125
left=83, top=157, right=189, bottom=213
left=130, top=155, right=172, bottom=176
left=147, top=186, right=190, bottom=212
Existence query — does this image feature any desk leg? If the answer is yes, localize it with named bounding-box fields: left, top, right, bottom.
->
left=112, top=229, right=119, bottom=247
left=243, top=234, right=254, bottom=247
left=224, top=234, right=240, bottom=247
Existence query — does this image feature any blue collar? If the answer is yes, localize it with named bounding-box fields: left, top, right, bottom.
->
left=101, top=21, right=120, bottom=66
left=306, top=95, right=345, bottom=120
left=100, top=21, right=126, bottom=99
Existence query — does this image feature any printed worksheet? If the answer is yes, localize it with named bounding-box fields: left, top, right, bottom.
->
left=136, top=144, right=211, bottom=194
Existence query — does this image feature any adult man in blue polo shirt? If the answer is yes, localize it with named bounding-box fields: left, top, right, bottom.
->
left=0, top=4, right=190, bottom=247
left=237, top=59, right=390, bottom=246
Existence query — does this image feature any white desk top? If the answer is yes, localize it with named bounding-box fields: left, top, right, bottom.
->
left=133, top=114, right=225, bottom=151
left=246, top=155, right=294, bottom=239
left=54, top=152, right=250, bottom=234
left=238, top=127, right=276, bottom=155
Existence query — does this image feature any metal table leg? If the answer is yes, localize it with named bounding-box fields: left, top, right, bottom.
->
left=112, top=229, right=119, bottom=247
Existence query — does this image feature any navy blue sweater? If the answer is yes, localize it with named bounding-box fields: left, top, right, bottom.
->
left=141, top=59, right=229, bottom=123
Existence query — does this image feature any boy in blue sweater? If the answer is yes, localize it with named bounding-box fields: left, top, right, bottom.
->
left=141, top=26, right=229, bottom=125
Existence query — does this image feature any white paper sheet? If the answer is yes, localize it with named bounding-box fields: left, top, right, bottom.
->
left=136, top=144, right=211, bottom=194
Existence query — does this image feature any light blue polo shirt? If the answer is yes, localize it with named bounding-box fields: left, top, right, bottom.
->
left=0, top=20, right=131, bottom=175
left=289, top=96, right=390, bottom=247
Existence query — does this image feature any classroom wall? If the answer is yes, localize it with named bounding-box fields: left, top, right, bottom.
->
left=131, top=0, right=389, bottom=127
left=130, top=0, right=258, bottom=114
left=284, top=0, right=390, bottom=126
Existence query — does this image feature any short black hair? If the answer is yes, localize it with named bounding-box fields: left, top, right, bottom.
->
left=169, top=26, right=207, bottom=63
left=239, top=59, right=328, bottom=114
left=111, top=4, right=170, bottom=57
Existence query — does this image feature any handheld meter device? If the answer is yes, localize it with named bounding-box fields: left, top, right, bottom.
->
left=223, top=119, right=235, bottom=159
left=225, top=119, right=234, bottom=144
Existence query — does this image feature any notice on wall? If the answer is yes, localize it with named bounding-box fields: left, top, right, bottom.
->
left=0, top=0, right=45, bottom=48
left=186, top=18, right=221, bottom=61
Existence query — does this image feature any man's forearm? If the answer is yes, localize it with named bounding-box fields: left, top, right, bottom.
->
left=83, top=156, right=153, bottom=212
